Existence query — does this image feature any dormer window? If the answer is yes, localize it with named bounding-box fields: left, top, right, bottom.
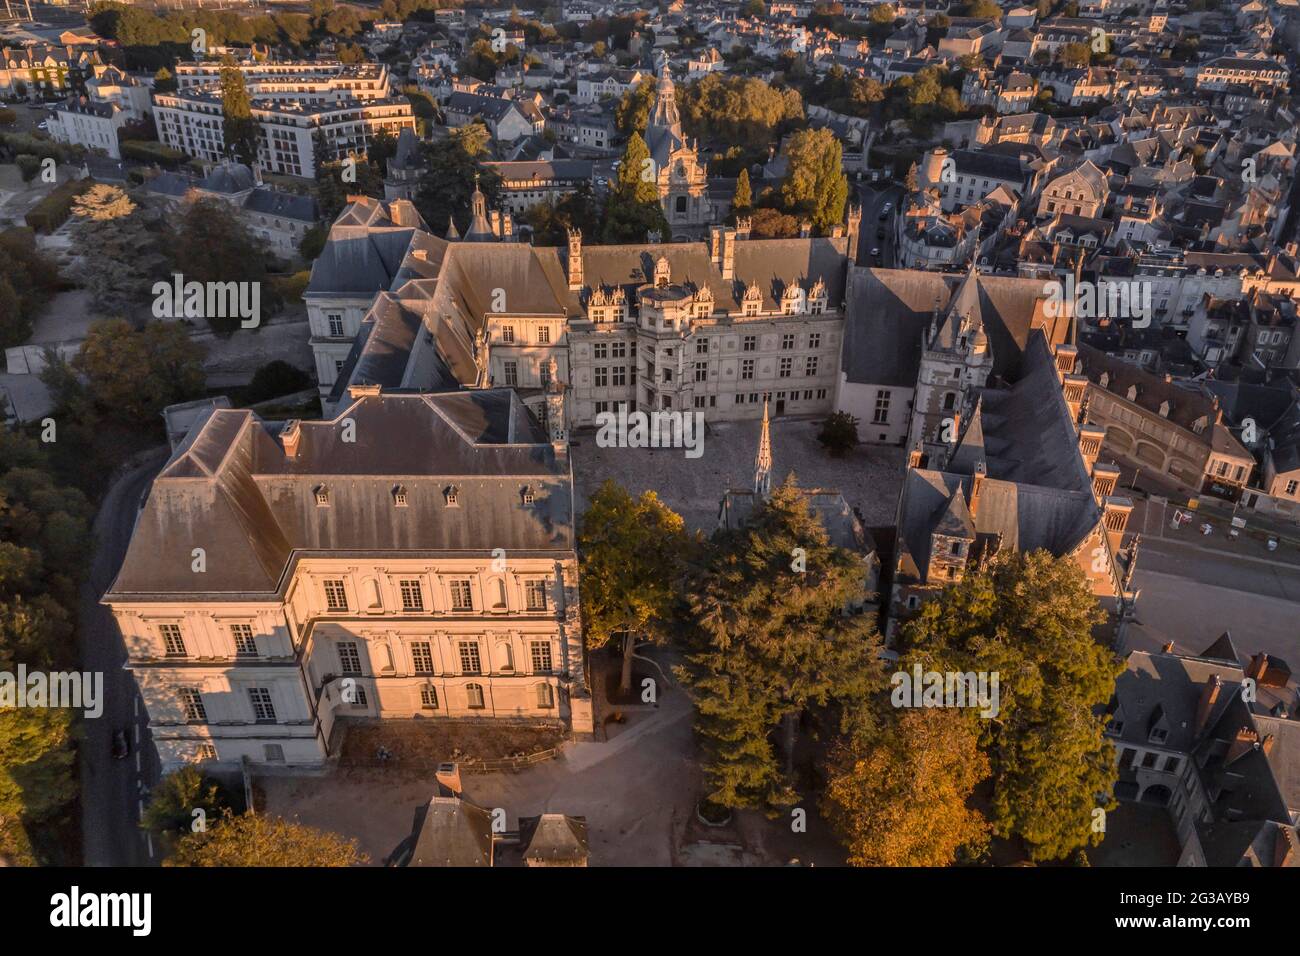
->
left=315, top=485, right=330, bottom=507
left=444, top=485, right=460, bottom=507
left=521, top=485, right=535, bottom=505
left=1126, top=384, right=1138, bottom=401
left=393, top=485, right=408, bottom=507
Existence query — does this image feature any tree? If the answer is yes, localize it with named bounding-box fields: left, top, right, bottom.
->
left=677, top=475, right=883, bottom=811
left=817, top=411, right=859, bottom=457
left=72, top=183, right=136, bottom=222
left=680, top=74, right=803, bottom=147
left=578, top=481, right=689, bottom=694
left=748, top=206, right=800, bottom=238
left=1059, top=42, right=1092, bottom=69
left=141, top=766, right=228, bottom=839
left=219, top=56, right=259, bottom=166
left=412, top=123, right=501, bottom=236
left=822, top=707, right=990, bottom=866
left=246, top=359, right=312, bottom=404
left=167, top=813, right=367, bottom=866
left=731, top=168, right=752, bottom=217
left=70, top=186, right=169, bottom=315
left=0, top=229, right=61, bottom=349
left=168, top=197, right=280, bottom=335
left=900, top=550, right=1122, bottom=862
left=615, top=77, right=655, bottom=135
left=44, top=319, right=206, bottom=426
left=521, top=182, right=600, bottom=246
left=602, top=132, right=669, bottom=242
left=153, top=65, right=177, bottom=94
left=780, top=128, right=848, bottom=233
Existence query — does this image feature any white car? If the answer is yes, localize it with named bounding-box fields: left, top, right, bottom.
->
left=37, top=121, right=47, bottom=130
left=870, top=247, right=880, bottom=257
left=882, top=201, right=892, bottom=211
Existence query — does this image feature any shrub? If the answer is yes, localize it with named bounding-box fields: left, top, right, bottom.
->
left=15, top=153, right=40, bottom=182
left=24, top=177, right=94, bottom=233
left=817, top=411, right=860, bottom=457
left=246, top=359, right=312, bottom=404
left=119, top=139, right=188, bottom=167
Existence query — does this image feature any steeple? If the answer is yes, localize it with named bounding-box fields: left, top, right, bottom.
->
left=754, top=395, right=772, bottom=498
left=465, top=173, right=494, bottom=242
left=648, top=54, right=681, bottom=135
left=445, top=215, right=460, bottom=240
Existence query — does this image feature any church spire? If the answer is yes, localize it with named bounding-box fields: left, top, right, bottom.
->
left=648, top=53, right=681, bottom=135
left=755, top=395, right=772, bottom=498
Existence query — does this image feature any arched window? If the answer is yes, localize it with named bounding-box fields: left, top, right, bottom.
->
left=420, top=685, right=439, bottom=710
left=675, top=195, right=687, bottom=214
left=536, top=683, right=554, bottom=709
left=466, top=683, right=485, bottom=709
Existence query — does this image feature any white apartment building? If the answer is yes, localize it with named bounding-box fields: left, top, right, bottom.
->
left=102, top=388, right=592, bottom=770
left=45, top=98, right=128, bottom=158
left=154, top=59, right=415, bottom=178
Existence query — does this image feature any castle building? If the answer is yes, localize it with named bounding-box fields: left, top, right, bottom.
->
left=102, top=388, right=592, bottom=770
left=304, top=194, right=863, bottom=427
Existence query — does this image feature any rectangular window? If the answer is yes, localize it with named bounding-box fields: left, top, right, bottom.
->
left=613, top=366, right=627, bottom=387
left=741, top=359, right=755, bottom=380
left=779, top=357, right=793, bottom=378
left=538, top=326, right=551, bottom=344
left=160, top=624, right=187, bottom=657
left=805, top=356, right=818, bottom=376
left=231, top=624, right=257, bottom=657
left=327, top=314, right=344, bottom=337
left=781, top=334, right=796, bottom=350
left=466, top=683, right=485, bottom=708
left=459, top=641, right=482, bottom=675
left=594, top=366, right=608, bottom=387
left=525, top=579, right=548, bottom=611
left=399, top=579, right=424, bottom=612
left=808, top=332, right=821, bottom=349
left=420, top=684, right=439, bottom=709
left=502, top=325, right=515, bottom=343
left=323, top=580, right=348, bottom=612
left=612, top=342, right=627, bottom=358
left=352, top=686, right=368, bottom=709
left=503, top=361, right=518, bottom=386
left=248, top=688, right=276, bottom=722
left=1286, top=480, right=1298, bottom=496
left=338, top=641, right=361, bottom=675
left=695, top=362, right=708, bottom=382
left=411, top=641, right=434, bottom=675
left=873, top=390, right=891, bottom=424
left=594, top=343, right=608, bottom=359
left=449, top=579, right=473, bottom=610
left=743, top=335, right=757, bottom=352
left=198, top=744, right=217, bottom=760
left=696, top=338, right=709, bottom=354
left=180, top=688, right=207, bottom=722
left=531, top=640, right=553, bottom=672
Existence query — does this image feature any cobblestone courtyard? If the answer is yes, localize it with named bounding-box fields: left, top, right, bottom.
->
left=570, top=415, right=906, bottom=533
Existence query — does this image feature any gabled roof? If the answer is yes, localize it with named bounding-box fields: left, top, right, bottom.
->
left=407, top=797, right=494, bottom=867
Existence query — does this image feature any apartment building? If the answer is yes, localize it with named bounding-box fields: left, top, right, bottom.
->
left=102, top=388, right=592, bottom=770
left=154, top=59, right=415, bottom=178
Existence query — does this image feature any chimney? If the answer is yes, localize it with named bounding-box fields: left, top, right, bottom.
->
left=720, top=226, right=736, bottom=280
left=846, top=203, right=861, bottom=262
left=1054, top=343, right=1079, bottom=377
left=1261, top=733, right=1276, bottom=757
left=1101, top=495, right=1133, bottom=550
left=1062, top=374, right=1088, bottom=421
left=709, top=225, right=723, bottom=266
left=490, top=208, right=502, bottom=237
left=1273, top=825, right=1295, bottom=868
left=1162, top=641, right=1175, bottom=653
left=435, top=761, right=462, bottom=796
left=1078, top=424, right=1105, bottom=472
left=566, top=228, right=583, bottom=291
left=348, top=383, right=382, bottom=400
left=1246, top=653, right=1268, bottom=681
left=735, top=216, right=752, bottom=240
left=907, top=442, right=924, bottom=469
left=1091, top=462, right=1120, bottom=500
left=970, top=460, right=986, bottom=517
left=280, top=419, right=302, bottom=457
left=1194, top=676, right=1221, bottom=734
left=1225, top=727, right=1259, bottom=765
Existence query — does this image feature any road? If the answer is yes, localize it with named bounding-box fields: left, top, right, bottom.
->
left=79, top=449, right=168, bottom=867
left=855, top=180, right=902, bottom=268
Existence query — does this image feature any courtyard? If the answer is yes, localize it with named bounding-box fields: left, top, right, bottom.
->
left=570, top=414, right=906, bottom=533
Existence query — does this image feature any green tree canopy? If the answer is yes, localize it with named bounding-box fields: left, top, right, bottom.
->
left=167, top=813, right=367, bottom=866
left=780, top=127, right=848, bottom=232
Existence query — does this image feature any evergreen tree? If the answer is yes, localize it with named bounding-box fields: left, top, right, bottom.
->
left=677, top=475, right=883, bottom=811
left=219, top=56, right=259, bottom=167
left=602, top=132, right=668, bottom=242
left=731, top=168, right=752, bottom=217
left=900, top=550, right=1122, bottom=861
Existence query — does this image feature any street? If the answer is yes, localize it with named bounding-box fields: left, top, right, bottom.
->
left=855, top=179, right=902, bottom=268
left=78, top=450, right=167, bottom=866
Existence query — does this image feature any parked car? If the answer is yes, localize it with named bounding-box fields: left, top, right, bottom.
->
left=37, top=120, right=48, bottom=131
left=111, top=729, right=130, bottom=759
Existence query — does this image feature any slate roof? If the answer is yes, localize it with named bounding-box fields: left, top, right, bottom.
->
left=406, top=797, right=494, bottom=867
left=518, top=814, right=589, bottom=866
left=105, top=390, right=570, bottom=600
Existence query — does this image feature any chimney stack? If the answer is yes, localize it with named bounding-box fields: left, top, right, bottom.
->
left=1194, top=675, right=1222, bottom=735
left=280, top=420, right=302, bottom=457
left=720, top=226, right=736, bottom=280
left=567, top=228, right=583, bottom=291
left=970, top=460, right=986, bottom=517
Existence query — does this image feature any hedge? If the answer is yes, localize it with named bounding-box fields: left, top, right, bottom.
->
left=119, top=139, right=189, bottom=167
left=24, top=177, right=94, bottom=233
